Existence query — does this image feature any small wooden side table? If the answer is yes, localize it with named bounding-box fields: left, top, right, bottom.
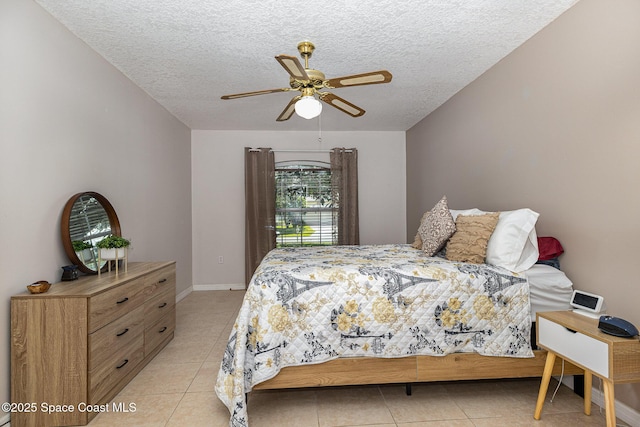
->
left=534, top=311, right=640, bottom=426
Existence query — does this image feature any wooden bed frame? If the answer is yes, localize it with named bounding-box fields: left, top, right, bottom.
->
left=253, top=349, right=582, bottom=390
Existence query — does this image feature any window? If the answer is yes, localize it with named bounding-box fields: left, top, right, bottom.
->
left=275, top=162, right=336, bottom=247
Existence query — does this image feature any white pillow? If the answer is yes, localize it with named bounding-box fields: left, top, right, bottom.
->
left=485, top=209, right=540, bottom=272
left=449, top=208, right=484, bottom=220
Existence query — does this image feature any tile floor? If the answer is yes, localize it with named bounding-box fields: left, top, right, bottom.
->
left=87, top=290, right=624, bottom=427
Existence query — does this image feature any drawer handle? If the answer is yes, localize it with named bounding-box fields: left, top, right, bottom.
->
left=116, top=297, right=129, bottom=304
left=158, top=278, right=167, bottom=283
left=116, top=328, right=129, bottom=337
left=565, top=327, right=577, bottom=334
left=116, top=359, right=129, bottom=369
left=158, top=302, right=168, bottom=309
left=159, top=326, right=167, bottom=333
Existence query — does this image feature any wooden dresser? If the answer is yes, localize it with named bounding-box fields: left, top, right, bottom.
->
left=10, top=261, right=176, bottom=427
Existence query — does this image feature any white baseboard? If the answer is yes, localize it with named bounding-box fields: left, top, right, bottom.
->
left=561, top=376, right=640, bottom=426
left=175, top=284, right=244, bottom=302
left=590, top=381, right=640, bottom=426
left=176, top=286, right=192, bottom=303
left=193, top=283, right=245, bottom=291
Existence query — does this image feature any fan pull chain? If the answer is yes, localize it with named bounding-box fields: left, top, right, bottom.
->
left=318, top=114, right=322, bottom=144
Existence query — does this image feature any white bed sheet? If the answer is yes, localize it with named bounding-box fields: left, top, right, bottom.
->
left=526, top=264, right=574, bottom=321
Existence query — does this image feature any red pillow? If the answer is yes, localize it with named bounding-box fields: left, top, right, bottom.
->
left=537, top=237, right=564, bottom=261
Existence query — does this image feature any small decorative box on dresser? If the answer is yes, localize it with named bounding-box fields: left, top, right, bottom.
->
left=10, top=261, right=176, bottom=427
left=534, top=310, right=640, bottom=427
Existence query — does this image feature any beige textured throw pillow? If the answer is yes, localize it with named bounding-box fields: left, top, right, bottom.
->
left=446, top=212, right=500, bottom=264
left=418, top=196, right=456, bottom=256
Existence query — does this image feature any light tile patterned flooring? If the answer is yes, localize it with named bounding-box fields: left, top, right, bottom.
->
left=87, top=290, right=622, bottom=426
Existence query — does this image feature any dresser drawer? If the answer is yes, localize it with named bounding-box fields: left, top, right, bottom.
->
left=145, top=309, right=176, bottom=355
left=89, top=333, right=144, bottom=403
left=89, top=305, right=144, bottom=371
left=89, top=279, right=147, bottom=332
left=538, top=316, right=609, bottom=377
left=145, top=285, right=175, bottom=327
left=144, top=265, right=176, bottom=298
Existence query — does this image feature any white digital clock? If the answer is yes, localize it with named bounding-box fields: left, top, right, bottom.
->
left=570, top=289, right=605, bottom=318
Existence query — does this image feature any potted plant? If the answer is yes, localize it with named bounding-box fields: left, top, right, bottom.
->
left=72, top=240, right=93, bottom=262
left=96, top=235, right=131, bottom=260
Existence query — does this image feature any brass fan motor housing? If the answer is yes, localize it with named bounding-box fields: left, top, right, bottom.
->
left=289, top=68, right=326, bottom=91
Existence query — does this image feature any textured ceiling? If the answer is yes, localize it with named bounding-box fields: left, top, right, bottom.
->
left=34, top=0, right=579, bottom=131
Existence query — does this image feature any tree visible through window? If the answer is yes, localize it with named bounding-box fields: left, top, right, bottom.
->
left=275, top=162, right=336, bottom=247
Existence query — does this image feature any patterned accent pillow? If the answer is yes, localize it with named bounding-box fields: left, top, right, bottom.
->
left=446, top=212, right=500, bottom=264
left=411, top=211, right=429, bottom=249
left=418, top=196, right=456, bottom=256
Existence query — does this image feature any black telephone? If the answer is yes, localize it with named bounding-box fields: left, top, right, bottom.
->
left=598, top=316, right=639, bottom=338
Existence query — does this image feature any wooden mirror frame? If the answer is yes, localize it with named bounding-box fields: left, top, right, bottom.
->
left=61, top=192, right=122, bottom=274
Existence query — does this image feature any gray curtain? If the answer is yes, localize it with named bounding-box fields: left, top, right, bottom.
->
left=331, top=148, right=359, bottom=245
left=245, top=147, right=276, bottom=287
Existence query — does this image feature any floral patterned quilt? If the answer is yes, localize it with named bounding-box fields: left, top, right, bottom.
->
left=215, top=244, right=533, bottom=426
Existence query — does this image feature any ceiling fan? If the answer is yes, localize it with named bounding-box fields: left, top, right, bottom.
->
left=221, top=41, right=392, bottom=121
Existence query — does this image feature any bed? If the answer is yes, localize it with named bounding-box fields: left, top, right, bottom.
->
left=215, top=201, right=580, bottom=426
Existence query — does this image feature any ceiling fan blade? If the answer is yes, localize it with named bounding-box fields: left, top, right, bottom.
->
left=276, top=96, right=299, bottom=122
left=221, top=88, right=289, bottom=100
left=324, top=70, right=392, bottom=88
left=319, top=92, right=365, bottom=117
left=275, top=55, right=310, bottom=80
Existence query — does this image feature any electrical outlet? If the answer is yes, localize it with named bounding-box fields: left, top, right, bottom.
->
left=218, top=256, right=224, bottom=264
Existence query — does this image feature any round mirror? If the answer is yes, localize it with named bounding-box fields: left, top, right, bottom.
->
left=61, top=192, right=122, bottom=274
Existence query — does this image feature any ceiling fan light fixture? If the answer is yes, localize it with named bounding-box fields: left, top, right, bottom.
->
left=295, top=96, right=322, bottom=119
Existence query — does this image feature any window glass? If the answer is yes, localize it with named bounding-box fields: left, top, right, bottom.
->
left=275, top=162, right=336, bottom=247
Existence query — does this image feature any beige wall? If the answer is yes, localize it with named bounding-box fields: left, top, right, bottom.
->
left=407, top=0, right=640, bottom=411
left=191, top=130, right=406, bottom=288
left=0, top=0, right=192, bottom=410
